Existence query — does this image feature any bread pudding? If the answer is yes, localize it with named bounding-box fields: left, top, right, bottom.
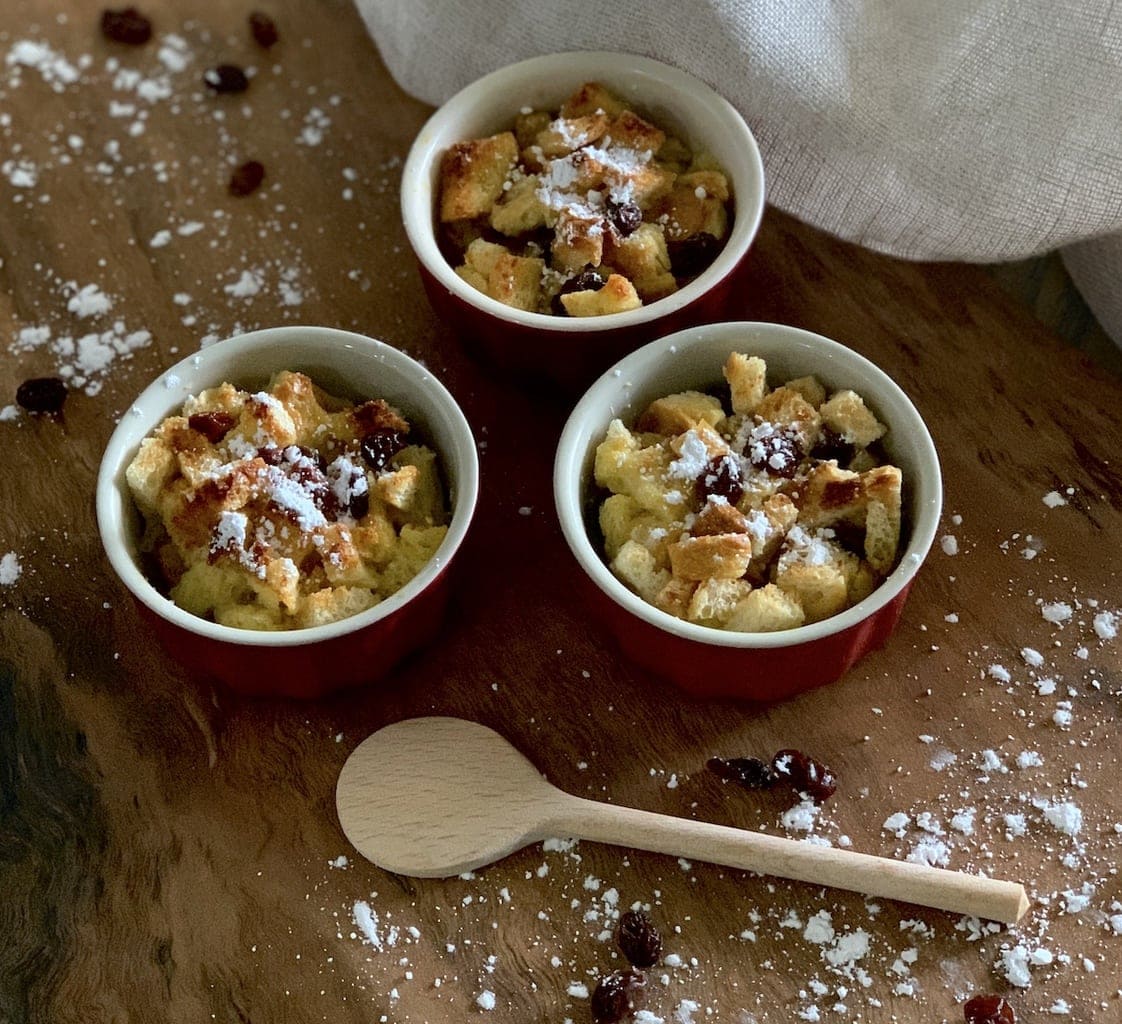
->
left=593, top=353, right=904, bottom=632
left=126, top=371, right=448, bottom=630
left=437, top=80, right=733, bottom=317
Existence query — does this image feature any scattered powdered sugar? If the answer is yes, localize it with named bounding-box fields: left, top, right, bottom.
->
left=940, top=534, right=959, bottom=556
left=1040, top=601, right=1074, bottom=625
left=1042, top=490, right=1068, bottom=508
left=1092, top=610, right=1118, bottom=640
left=0, top=552, right=22, bottom=585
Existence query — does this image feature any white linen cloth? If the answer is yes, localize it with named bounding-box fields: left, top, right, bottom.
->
left=355, top=0, right=1122, bottom=349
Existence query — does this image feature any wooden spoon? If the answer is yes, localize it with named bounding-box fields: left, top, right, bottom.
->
left=336, top=716, right=1029, bottom=923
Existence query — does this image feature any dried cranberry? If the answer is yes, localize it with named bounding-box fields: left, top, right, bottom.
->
left=100, top=7, right=152, bottom=45
left=668, top=232, right=720, bottom=277
left=360, top=427, right=407, bottom=472
left=16, top=376, right=67, bottom=414
left=606, top=197, right=643, bottom=236
left=590, top=969, right=647, bottom=1024
left=188, top=410, right=236, bottom=443
left=745, top=423, right=802, bottom=478
left=694, top=454, right=743, bottom=506
left=248, top=11, right=279, bottom=48
left=811, top=426, right=856, bottom=466
left=257, top=445, right=283, bottom=465
left=772, top=749, right=837, bottom=804
left=203, top=64, right=249, bottom=94
left=707, top=756, right=777, bottom=790
left=963, top=994, right=1016, bottom=1024
left=228, top=159, right=265, bottom=196
left=616, top=910, right=662, bottom=968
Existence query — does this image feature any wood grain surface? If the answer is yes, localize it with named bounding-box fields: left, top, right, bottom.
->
left=1, top=2, right=1120, bottom=1023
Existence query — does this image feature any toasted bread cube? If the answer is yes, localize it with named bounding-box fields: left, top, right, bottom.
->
left=612, top=539, right=671, bottom=604
left=559, top=273, right=641, bottom=317
left=862, top=465, right=902, bottom=573
left=691, top=499, right=750, bottom=537
left=845, top=558, right=878, bottom=604
left=784, top=375, right=827, bottom=409
left=439, top=132, right=519, bottom=222
left=377, top=524, right=447, bottom=595
left=598, top=492, right=638, bottom=552
left=560, top=81, right=627, bottom=119
left=820, top=390, right=886, bottom=448
left=753, top=386, right=822, bottom=452
left=127, top=435, right=179, bottom=512
left=594, top=420, right=677, bottom=514
left=607, top=110, right=666, bottom=153
left=457, top=238, right=544, bottom=312
left=613, top=162, right=677, bottom=209
left=514, top=109, right=552, bottom=149
left=678, top=169, right=730, bottom=203
left=351, top=510, right=399, bottom=566
left=686, top=577, right=754, bottom=626
left=606, top=222, right=676, bottom=301
left=389, top=446, right=446, bottom=527
left=656, top=134, right=693, bottom=171
left=534, top=113, right=610, bottom=158
left=775, top=560, right=849, bottom=623
left=654, top=576, right=697, bottom=618
left=796, top=461, right=865, bottom=528
left=688, top=151, right=725, bottom=173
left=742, top=493, right=799, bottom=578
left=668, top=532, right=753, bottom=580
left=297, top=586, right=380, bottom=629
left=490, top=175, right=551, bottom=235
left=552, top=207, right=605, bottom=272
left=724, top=353, right=768, bottom=415
left=637, top=391, right=724, bottom=434
left=725, top=583, right=806, bottom=633
left=656, top=180, right=728, bottom=241
left=599, top=493, right=678, bottom=562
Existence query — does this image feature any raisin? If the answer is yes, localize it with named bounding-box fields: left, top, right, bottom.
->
left=552, top=267, right=606, bottom=314
left=16, top=376, right=67, bottom=414
left=100, top=7, right=152, bottom=45
left=590, top=969, right=647, bottom=1024
left=248, top=11, right=279, bottom=48
left=668, top=232, right=720, bottom=277
left=772, top=749, right=837, bottom=804
left=707, top=756, right=777, bottom=790
left=745, top=423, right=801, bottom=478
left=811, top=426, right=856, bottom=465
left=203, top=64, right=249, bottom=94
left=348, top=488, right=370, bottom=521
left=360, top=427, right=407, bottom=472
left=963, top=994, right=1016, bottom=1024
left=616, top=910, right=662, bottom=968
left=694, top=454, right=743, bottom=506
left=188, top=410, right=236, bottom=443
left=606, top=197, right=642, bottom=236
left=257, top=445, right=283, bottom=465
left=229, top=159, right=266, bottom=196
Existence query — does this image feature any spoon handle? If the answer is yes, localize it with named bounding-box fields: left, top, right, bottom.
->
left=550, top=796, right=1028, bottom=923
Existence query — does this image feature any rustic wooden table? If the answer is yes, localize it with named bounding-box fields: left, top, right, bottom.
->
left=2, top=3, right=1120, bottom=1023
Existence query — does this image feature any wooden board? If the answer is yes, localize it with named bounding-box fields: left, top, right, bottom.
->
left=2, top=2, right=1120, bottom=1022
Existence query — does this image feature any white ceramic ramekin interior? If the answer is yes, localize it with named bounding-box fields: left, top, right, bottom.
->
left=554, top=321, right=942, bottom=648
left=401, top=50, right=765, bottom=331
left=96, top=326, right=479, bottom=647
